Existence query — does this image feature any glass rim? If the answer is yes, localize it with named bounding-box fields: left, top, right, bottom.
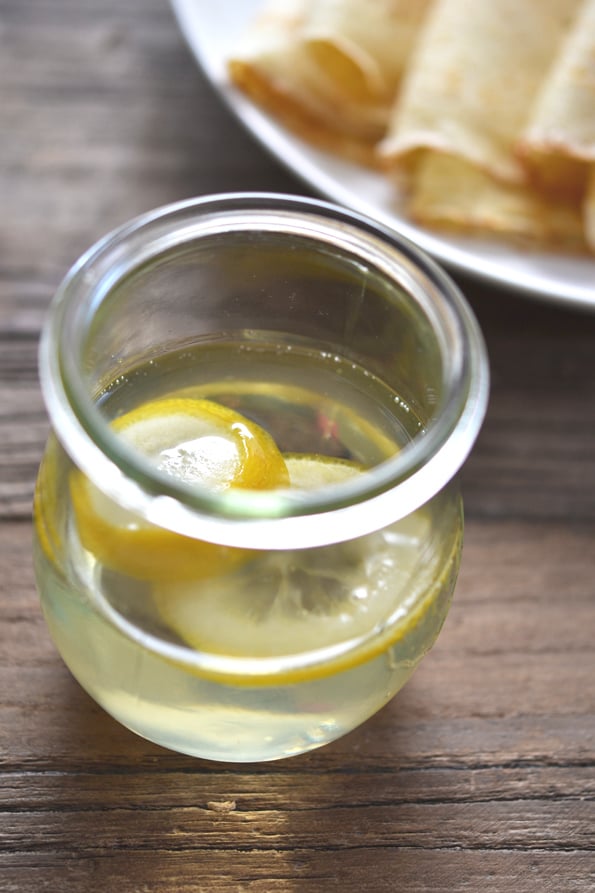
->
left=39, top=192, right=489, bottom=550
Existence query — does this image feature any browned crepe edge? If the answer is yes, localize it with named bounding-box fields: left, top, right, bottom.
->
left=228, top=59, right=382, bottom=168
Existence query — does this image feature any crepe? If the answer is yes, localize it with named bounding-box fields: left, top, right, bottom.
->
left=519, top=0, right=595, bottom=251
left=228, top=0, right=431, bottom=163
left=230, top=0, right=594, bottom=253
left=519, top=0, right=595, bottom=193
left=378, top=0, right=593, bottom=248
left=380, top=0, right=581, bottom=183
left=409, top=154, right=586, bottom=250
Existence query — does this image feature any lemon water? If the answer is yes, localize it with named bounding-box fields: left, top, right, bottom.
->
left=34, top=340, right=463, bottom=762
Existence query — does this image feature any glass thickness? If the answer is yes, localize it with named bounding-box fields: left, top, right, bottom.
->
left=34, top=193, right=488, bottom=762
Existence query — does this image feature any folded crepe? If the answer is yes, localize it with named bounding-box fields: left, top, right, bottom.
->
left=228, top=0, right=431, bottom=163
left=410, top=154, right=586, bottom=249
left=519, top=0, right=595, bottom=248
left=381, top=0, right=581, bottom=183
left=520, top=0, right=595, bottom=186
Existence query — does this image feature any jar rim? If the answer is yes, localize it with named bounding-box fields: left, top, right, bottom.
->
left=39, top=192, right=489, bottom=550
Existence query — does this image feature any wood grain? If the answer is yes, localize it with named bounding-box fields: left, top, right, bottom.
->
left=1, top=0, right=594, bottom=890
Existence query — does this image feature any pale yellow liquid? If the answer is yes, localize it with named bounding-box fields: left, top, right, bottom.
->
left=34, top=341, right=462, bottom=762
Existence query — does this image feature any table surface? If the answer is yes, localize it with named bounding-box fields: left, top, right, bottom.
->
left=1, top=2, right=594, bottom=891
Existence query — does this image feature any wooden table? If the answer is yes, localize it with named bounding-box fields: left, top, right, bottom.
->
left=1, top=2, right=594, bottom=890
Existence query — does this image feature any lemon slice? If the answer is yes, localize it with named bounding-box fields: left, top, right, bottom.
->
left=71, top=398, right=289, bottom=582
left=283, top=453, right=364, bottom=489
left=155, top=455, right=431, bottom=661
left=111, top=397, right=289, bottom=491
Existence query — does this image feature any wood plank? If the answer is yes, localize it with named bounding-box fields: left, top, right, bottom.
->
left=1, top=798, right=593, bottom=854
left=1, top=763, right=593, bottom=811
left=459, top=280, right=595, bottom=522
left=1, top=849, right=592, bottom=893
left=0, top=386, right=47, bottom=517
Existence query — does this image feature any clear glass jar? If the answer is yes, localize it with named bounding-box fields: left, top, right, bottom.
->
left=34, top=193, right=489, bottom=762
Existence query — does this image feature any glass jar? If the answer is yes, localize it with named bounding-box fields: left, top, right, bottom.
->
left=34, top=193, right=489, bottom=762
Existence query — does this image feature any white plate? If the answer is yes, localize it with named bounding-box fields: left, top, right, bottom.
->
left=170, top=0, right=595, bottom=311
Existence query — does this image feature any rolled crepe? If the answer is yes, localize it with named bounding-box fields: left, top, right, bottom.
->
left=380, top=0, right=581, bottom=183
left=519, top=0, right=595, bottom=251
left=228, top=0, right=431, bottom=163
